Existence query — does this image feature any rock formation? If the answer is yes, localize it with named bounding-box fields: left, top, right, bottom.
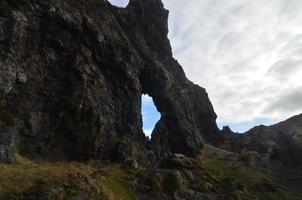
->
left=235, top=114, right=302, bottom=166
left=1, top=0, right=302, bottom=199
left=220, top=114, right=302, bottom=167
left=219, top=115, right=302, bottom=199
left=0, top=0, right=219, bottom=163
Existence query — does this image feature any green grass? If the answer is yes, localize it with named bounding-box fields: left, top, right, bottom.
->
left=95, top=165, right=137, bottom=200
left=0, top=155, right=137, bottom=200
left=205, top=159, right=267, bottom=188
left=197, top=145, right=284, bottom=200
left=203, top=159, right=284, bottom=200
left=273, top=166, right=302, bottom=200
left=0, top=146, right=290, bottom=200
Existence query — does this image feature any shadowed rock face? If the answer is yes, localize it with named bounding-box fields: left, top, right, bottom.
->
left=113, top=0, right=220, bottom=157
left=245, top=114, right=302, bottom=166
left=221, top=114, right=302, bottom=167
left=0, top=0, right=219, bottom=162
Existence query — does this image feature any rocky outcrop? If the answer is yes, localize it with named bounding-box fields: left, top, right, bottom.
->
left=245, top=114, right=302, bottom=166
left=113, top=0, right=220, bottom=157
left=0, top=0, right=219, bottom=163
left=219, top=115, right=302, bottom=199
left=221, top=114, right=302, bottom=167
left=0, top=0, right=301, bottom=199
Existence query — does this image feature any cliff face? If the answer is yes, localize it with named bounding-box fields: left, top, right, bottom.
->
left=1, top=1, right=302, bottom=199
left=221, top=114, right=302, bottom=167
left=246, top=114, right=302, bottom=166
left=219, top=115, right=302, bottom=199
left=0, top=0, right=219, bottom=163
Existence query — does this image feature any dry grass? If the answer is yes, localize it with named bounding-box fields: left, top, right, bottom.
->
left=0, top=155, right=136, bottom=200
left=0, top=155, right=95, bottom=196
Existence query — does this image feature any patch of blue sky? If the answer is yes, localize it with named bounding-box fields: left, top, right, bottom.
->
left=141, top=95, right=161, bottom=137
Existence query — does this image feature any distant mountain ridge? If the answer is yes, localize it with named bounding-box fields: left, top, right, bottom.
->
left=246, top=113, right=302, bottom=165
left=221, top=113, right=302, bottom=165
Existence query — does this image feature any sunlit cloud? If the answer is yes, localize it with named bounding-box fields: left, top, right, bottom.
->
left=162, top=0, right=302, bottom=131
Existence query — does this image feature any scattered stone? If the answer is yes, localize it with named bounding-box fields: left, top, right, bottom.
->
left=124, top=159, right=139, bottom=169
left=175, top=154, right=186, bottom=159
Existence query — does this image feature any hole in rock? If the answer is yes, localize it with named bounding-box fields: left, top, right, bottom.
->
left=141, top=94, right=161, bottom=139
left=107, top=0, right=129, bottom=8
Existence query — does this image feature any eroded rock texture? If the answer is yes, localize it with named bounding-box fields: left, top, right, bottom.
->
left=221, top=114, right=302, bottom=167
left=245, top=114, right=302, bottom=166
left=0, top=0, right=219, bottom=163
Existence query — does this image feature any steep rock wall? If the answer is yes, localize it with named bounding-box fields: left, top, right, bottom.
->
left=0, top=0, right=219, bottom=162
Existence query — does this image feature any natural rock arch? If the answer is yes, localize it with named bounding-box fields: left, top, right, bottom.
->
left=0, top=0, right=219, bottom=163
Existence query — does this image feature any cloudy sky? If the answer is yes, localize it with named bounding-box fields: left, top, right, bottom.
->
left=109, top=0, right=302, bottom=134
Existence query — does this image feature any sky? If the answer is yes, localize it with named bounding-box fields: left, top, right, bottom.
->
left=108, top=0, right=302, bottom=134
left=141, top=95, right=161, bottom=138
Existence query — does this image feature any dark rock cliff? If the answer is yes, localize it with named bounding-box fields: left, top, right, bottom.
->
left=246, top=114, right=302, bottom=166
left=221, top=114, right=302, bottom=167
left=219, top=115, right=302, bottom=199
left=1, top=1, right=301, bottom=199
left=0, top=0, right=219, bottom=163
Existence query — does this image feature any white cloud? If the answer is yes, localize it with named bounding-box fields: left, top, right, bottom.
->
left=144, top=129, right=153, bottom=138
left=265, top=88, right=302, bottom=113
left=268, top=59, right=302, bottom=81
left=162, top=0, right=302, bottom=127
left=107, top=0, right=128, bottom=7
left=141, top=94, right=153, bottom=103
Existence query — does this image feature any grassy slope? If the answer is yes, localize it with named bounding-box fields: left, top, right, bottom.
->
left=0, top=155, right=136, bottom=200
left=0, top=145, right=295, bottom=200
left=273, top=166, right=302, bottom=200
left=198, top=145, right=284, bottom=200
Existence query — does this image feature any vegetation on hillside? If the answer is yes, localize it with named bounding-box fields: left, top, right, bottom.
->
left=0, top=147, right=289, bottom=200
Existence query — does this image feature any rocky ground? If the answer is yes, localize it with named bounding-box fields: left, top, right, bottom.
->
left=0, top=147, right=286, bottom=200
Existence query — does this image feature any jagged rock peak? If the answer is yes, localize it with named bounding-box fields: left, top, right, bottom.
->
left=221, top=126, right=235, bottom=135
